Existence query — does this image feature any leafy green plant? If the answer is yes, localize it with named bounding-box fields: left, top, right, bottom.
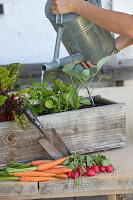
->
left=59, top=56, right=111, bottom=105
left=20, top=72, right=91, bottom=117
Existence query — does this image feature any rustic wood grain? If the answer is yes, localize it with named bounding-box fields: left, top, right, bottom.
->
left=0, top=181, right=38, bottom=196
left=0, top=96, right=126, bottom=166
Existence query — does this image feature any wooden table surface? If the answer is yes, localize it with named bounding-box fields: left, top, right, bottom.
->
left=0, top=141, right=133, bottom=200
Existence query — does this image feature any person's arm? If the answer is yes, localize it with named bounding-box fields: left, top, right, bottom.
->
left=51, top=0, right=133, bottom=39
left=115, top=35, right=133, bottom=52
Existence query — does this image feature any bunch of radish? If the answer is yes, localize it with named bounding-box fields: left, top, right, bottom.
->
left=67, top=165, right=114, bottom=179
left=67, top=164, right=113, bottom=179
left=63, top=153, right=114, bottom=180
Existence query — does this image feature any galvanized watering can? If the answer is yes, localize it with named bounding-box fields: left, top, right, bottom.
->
left=43, top=0, right=115, bottom=71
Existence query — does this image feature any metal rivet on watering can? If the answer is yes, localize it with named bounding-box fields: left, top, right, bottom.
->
left=6, top=134, right=15, bottom=144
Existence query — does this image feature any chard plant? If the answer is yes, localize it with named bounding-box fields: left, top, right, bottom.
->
left=0, top=64, right=23, bottom=120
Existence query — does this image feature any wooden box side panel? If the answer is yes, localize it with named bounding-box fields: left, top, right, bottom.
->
left=38, top=103, right=126, bottom=153
left=0, top=101, right=126, bottom=166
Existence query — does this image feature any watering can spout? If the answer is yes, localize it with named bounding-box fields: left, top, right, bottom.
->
left=42, top=53, right=85, bottom=71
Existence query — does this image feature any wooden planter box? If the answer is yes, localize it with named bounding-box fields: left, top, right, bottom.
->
left=0, top=96, right=126, bottom=167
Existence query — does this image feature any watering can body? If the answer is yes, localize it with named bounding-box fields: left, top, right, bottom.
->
left=45, top=0, right=115, bottom=65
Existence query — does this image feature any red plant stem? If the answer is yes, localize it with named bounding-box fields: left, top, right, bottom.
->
left=0, top=116, right=2, bottom=122
left=5, top=103, right=8, bottom=121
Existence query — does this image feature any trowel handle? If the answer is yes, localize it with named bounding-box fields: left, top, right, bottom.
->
left=24, top=108, right=49, bottom=140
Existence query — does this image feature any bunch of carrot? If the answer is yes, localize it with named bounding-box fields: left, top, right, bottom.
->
left=0, top=156, right=72, bottom=182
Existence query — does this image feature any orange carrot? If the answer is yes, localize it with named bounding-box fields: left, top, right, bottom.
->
left=12, top=171, right=56, bottom=177
left=53, top=165, right=65, bottom=169
left=37, top=156, right=69, bottom=171
left=19, top=176, right=57, bottom=182
left=42, top=168, right=72, bottom=174
left=56, top=174, right=68, bottom=179
left=31, top=160, right=53, bottom=166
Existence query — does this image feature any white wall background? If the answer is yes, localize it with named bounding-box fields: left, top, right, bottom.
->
left=0, top=0, right=132, bottom=65
left=112, top=0, right=133, bottom=59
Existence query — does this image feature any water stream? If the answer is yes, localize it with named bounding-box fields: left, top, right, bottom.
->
left=41, top=69, right=45, bottom=85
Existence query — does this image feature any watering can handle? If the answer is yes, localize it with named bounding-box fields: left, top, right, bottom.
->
left=53, top=14, right=64, bottom=61
left=56, top=14, right=63, bottom=24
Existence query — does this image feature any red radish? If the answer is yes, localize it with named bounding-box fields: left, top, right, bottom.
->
left=85, top=166, right=89, bottom=171
left=67, top=172, right=73, bottom=178
left=73, top=171, right=79, bottom=179
left=92, top=165, right=100, bottom=173
left=105, top=165, right=113, bottom=173
left=86, top=169, right=96, bottom=176
left=76, top=167, right=85, bottom=176
left=99, top=166, right=105, bottom=172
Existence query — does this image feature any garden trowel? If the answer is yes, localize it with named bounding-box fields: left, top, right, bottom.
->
left=24, top=109, right=71, bottom=160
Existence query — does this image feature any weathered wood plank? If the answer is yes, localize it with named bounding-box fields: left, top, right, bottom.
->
left=0, top=181, right=38, bottom=196
left=0, top=97, right=126, bottom=166
left=39, top=176, right=133, bottom=197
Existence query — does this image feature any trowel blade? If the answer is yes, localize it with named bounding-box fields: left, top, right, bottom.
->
left=39, top=138, right=63, bottom=160
left=51, top=129, right=71, bottom=157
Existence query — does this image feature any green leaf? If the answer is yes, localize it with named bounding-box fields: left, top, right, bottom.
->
left=54, top=79, right=63, bottom=86
left=0, top=95, right=8, bottom=106
left=86, top=155, right=94, bottom=168
left=96, top=56, right=109, bottom=71
left=45, top=100, right=54, bottom=108
left=63, top=158, right=70, bottom=166
left=50, top=96, right=58, bottom=102
left=80, top=98, right=91, bottom=105
left=15, top=113, right=29, bottom=130
left=97, top=74, right=112, bottom=80
left=67, top=162, right=76, bottom=171
left=61, top=93, right=69, bottom=100
left=7, top=63, right=23, bottom=89
left=82, top=68, right=97, bottom=77
left=80, top=155, right=85, bottom=162
left=75, top=102, right=82, bottom=109
left=0, top=67, right=13, bottom=92
left=101, top=159, right=111, bottom=166
left=19, top=88, right=31, bottom=96
left=75, top=177, right=81, bottom=187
